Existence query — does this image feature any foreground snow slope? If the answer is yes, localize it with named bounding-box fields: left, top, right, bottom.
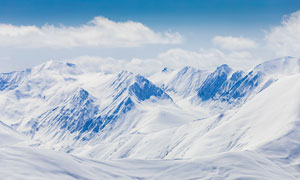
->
left=0, top=145, right=296, bottom=180
left=0, top=121, right=27, bottom=146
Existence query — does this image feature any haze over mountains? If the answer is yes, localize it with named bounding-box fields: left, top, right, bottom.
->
left=0, top=56, right=300, bottom=179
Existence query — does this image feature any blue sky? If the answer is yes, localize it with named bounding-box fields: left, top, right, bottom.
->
left=0, top=0, right=300, bottom=73
left=2, top=0, right=299, bottom=25
left=1, top=0, right=298, bottom=39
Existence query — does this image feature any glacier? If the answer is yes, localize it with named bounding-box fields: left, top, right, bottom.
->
left=0, top=56, right=300, bottom=179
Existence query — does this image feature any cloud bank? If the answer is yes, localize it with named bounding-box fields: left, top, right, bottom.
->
left=0, top=17, right=182, bottom=48
left=70, top=48, right=260, bottom=76
left=212, top=36, right=257, bottom=50
left=2, top=10, right=300, bottom=75
left=265, top=10, right=300, bottom=57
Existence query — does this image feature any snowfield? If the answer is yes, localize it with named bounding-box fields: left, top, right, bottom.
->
left=0, top=146, right=297, bottom=180
left=0, top=56, right=299, bottom=179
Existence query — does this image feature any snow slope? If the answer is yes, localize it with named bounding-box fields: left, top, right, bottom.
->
left=0, top=146, right=296, bottom=180
left=0, top=121, right=26, bottom=146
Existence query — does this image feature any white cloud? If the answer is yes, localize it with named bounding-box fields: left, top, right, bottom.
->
left=0, top=17, right=182, bottom=49
left=212, top=36, right=257, bottom=50
left=70, top=56, right=163, bottom=76
left=156, top=48, right=259, bottom=71
left=265, top=10, right=300, bottom=57
left=70, top=48, right=261, bottom=76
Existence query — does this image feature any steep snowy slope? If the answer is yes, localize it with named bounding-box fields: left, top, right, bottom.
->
left=0, top=102, right=297, bottom=180
left=184, top=73, right=300, bottom=157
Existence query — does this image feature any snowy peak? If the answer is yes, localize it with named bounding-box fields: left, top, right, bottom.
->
left=111, top=70, right=134, bottom=90
left=0, top=69, right=31, bottom=91
left=32, top=60, right=82, bottom=75
left=162, top=67, right=172, bottom=72
left=254, top=56, right=300, bottom=75
left=129, top=75, right=171, bottom=101
left=150, top=66, right=209, bottom=98
left=215, top=64, right=232, bottom=74
left=175, top=66, right=205, bottom=79
left=111, top=70, right=171, bottom=103
left=0, top=60, right=82, bottom=93
left=21, top=87, right=100, bottom=139
left=197, top=64, right=233, bottom=101
left=179, top=66, right=198, bottom=74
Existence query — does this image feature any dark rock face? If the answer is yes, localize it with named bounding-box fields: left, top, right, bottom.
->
left=0, top=69, right=31, bottom=91
left=129, top=75, right=171, bottom=101
left=223, top=71, right=262, bottom=101
left=36, top=89, right=100, bottom=135
left=197, top=64, right=232, bottom=101
left=197, top=64, right=264, bottom=103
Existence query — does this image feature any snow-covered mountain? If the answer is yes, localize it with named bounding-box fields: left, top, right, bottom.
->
left=1, top=56, right=300, bottom=179
left=0, top=62, right=173, bottom=151
left=150, top=56, right=300, bottom=112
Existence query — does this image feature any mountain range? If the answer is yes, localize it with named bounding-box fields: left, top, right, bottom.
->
left=1, top=56, right=300, bottom=179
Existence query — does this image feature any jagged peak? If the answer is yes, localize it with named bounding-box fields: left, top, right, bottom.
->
left=114, top=70, right=135, bottom=83
left=180, top=66, right=197, bottom=73
left=111, top=70, right=135, bottom=89
left=0, top=67, right=31, bottom=76
left=162, top=67, right=173, bottom=73
left=111, top=71, right=171, bottom=102
left=73, top=88, right=89, bottom=99
left=64, top=88, right=94, bottom=107
left=118, top=70, right=133, bottom=76
left=0, top=68, right=32, bottom=91
left=173, top=66, right=206, bottom=79
left=215, top=64, right=232, bottom=74
left=32, top=60, right=82, bottom=75
left=230, top=70, right=245, bottom=81
left=129, top=77, right=171, bottom=101
left=135, top=74, right=148, bottom=83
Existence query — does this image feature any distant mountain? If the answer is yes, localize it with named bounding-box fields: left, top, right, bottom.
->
left=150, top=56, right=300, bottom=112
left=150, top=66, right=209, bottom=97
left=0, top=62, right=172, bottom=150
